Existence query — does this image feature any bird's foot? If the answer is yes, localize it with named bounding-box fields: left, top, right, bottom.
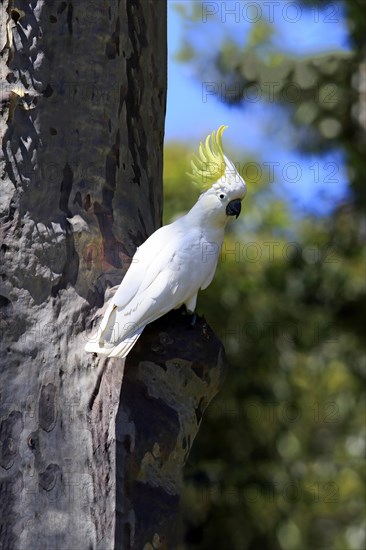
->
left=179, top=305, right=197, bottom=326
left=187, top=310, right=197, bottom=327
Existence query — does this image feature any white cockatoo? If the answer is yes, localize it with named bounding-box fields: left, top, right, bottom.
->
left=85, top=125, right=246, bottom=358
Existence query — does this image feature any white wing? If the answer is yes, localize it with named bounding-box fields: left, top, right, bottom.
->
left=85, top=217, right=219, bottom=357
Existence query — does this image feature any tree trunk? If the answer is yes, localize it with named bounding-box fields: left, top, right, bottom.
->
left=0, top=2, right=227, bottom=549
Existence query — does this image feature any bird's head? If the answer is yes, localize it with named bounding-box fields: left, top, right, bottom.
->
left=188, top=126, right=247, bottom=226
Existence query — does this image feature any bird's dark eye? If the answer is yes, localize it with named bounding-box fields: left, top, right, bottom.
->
left=219, top=193, right=225, bottom=200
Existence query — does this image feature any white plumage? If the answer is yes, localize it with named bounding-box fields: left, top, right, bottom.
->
left=85, top=127, right=247, bottom=358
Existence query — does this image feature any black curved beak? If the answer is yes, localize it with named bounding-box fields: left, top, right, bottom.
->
left=226, top=199, right=242, bottom=219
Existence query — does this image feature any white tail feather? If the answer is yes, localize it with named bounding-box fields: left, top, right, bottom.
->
left=107, top=327, right=144, bottom=358
left=85, top=326, right=144, bottom=358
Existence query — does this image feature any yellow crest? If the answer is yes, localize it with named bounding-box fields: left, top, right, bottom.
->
left=187, top=125, right=228, bottom=189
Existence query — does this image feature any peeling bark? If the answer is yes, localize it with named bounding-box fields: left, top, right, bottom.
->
left=0, top=1, right=227, bottom=549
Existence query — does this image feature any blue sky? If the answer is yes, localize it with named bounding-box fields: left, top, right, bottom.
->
left=165, top=1, right=351, bottom=214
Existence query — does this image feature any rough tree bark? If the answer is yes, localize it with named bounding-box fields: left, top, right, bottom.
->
left=0, top=2, right=227, bottom=549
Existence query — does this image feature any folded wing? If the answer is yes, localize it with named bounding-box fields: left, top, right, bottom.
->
left=85, top=222, right=191, bottom=357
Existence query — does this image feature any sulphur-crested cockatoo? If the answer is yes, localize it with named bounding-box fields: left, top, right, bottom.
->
left=85, top=125, right=246, bottom=358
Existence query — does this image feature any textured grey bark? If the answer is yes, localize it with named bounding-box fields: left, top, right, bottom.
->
left=0, top=1, right=227, bottom=549
left=116, top=311, right=227, bottom=549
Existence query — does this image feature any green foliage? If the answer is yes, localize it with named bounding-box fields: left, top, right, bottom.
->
left=168, top=2, right=365, bottom=548
left=164, top=141, right=365, bottom=550
left=174, top=1, right=366, bottom=207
